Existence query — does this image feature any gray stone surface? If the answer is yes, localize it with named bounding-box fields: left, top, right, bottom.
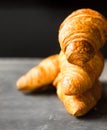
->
left=0, top=58, right=107, bottom=130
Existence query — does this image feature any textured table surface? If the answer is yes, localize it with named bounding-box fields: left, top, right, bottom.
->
left=0, top=58, right=107, bottom=130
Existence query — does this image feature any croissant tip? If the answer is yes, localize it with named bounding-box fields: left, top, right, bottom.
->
left=16, top=77, right=27, bottom=91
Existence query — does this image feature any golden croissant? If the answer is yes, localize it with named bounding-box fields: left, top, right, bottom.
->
left=16, top=54, right=60, bottom=92
left=58, top=8, right=107, bottom=66
left=56, top=80, right=102, bottom=116
left=16, top=8, right=107, bottom=116
left=53, top=51, right=104, bottom=95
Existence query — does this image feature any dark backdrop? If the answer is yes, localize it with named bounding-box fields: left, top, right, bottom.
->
left=0, top=0, right=107, bottom=58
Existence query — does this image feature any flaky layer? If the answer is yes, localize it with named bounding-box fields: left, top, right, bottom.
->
left=56, top=80, right=102, bottom=116
left=53, top=51, right=104, bottom=95
left=16, top=54, right=60, bottom=92
left=58, top=8, right=107, bottom=66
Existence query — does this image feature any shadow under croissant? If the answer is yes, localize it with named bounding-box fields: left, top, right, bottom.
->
left=21, top=81, right=107, bottom=119
left=24, top=84, right=56, bottom=96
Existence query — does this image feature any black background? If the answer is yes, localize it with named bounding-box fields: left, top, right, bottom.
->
left=0, top=0, right=107, bottom=58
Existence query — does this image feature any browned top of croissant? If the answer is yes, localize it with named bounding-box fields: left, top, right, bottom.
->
left=58, top=8, right=107, bottom=66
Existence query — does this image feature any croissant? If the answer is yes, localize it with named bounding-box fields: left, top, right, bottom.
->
left=16, top=54, right=59, bottom=92
left=56, top=80, right=102, bottom=116
left=58, top=8, right=107, bottom=66
left=53, top=51, right=104, bottom=95
left=16, top=8, right=106, bottom=117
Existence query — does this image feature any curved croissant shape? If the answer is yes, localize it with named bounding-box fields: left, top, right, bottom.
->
left=16, top=54, right=60, bottom=92
left=58, top=8, right=107, bottom=66
left=56, top=80, right=102, bottom=116
left=54, top=51, right=104, bottom=95
left=16, top=8, right=106, bottom=117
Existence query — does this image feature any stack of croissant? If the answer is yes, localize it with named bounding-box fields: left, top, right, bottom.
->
left=16, top=8, right=107, bottom=116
